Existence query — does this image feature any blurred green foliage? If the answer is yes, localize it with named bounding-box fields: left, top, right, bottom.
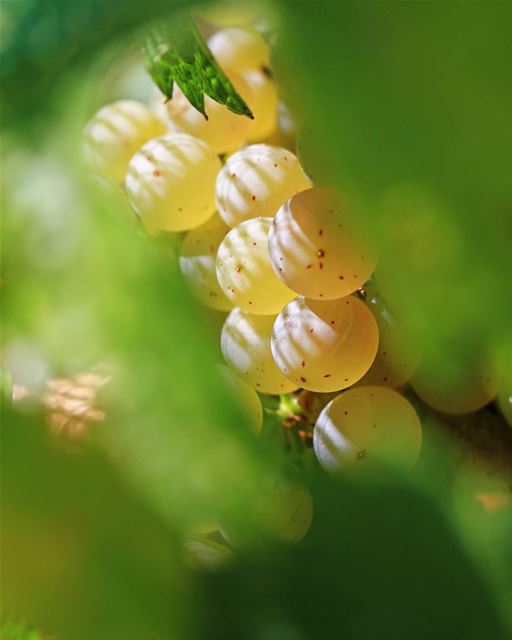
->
left=1, top=1, right=511, bottom=639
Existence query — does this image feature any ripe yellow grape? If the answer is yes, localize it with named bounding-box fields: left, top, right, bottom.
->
left=271, top=296, right=379, bottom=392
left=125, top=133, right=221, bottom=233
left=179, top=214, right=233, bottom=311
left=83, top=99, right=165, bottom=185
left=357, top=285, right=421, bottom=388
left=216, top=217, right=296, bottom=314
left=160, top=72, right=253, bottom=154
left=314, top=386, right=422, bottom=473
left=221, top=476, right=313, bottom=547
left=216, top=364, right=263, bottom=434
left=242, top=70, right=278, bottom=141
left=216, top=144, right=311, bottom=228
left=208, top=27, right=271, bottom=74
left=411, top=357, right=500, bottom=415
left=268, top=187, right=377, bottom=299
left=221, top=307, right=298, bottom=394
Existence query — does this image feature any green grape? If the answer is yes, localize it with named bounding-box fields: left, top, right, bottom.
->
left=357, top=283, right=421, bottom=388
left=242, top=70, right=278, bottom=141
left=217, top=364, right=263, bottom=434
left=216, top=144, right=311, bottom=228
left=221, top=476, right=313, bottom=547
left=221, top=307, right=298, bottom=394
left=179, top=214, right=232, bottom=311
left=83, top=99, right=165, bottom=185
left=216, top=217, right=296, bottom=315
left=125, top=133, right=221, bottom=233
left=160, top=71, right=253, bottom=154
left=207, top=27, right=271, bottom=73
left=271, top=296, right=379, bottom=392
left=268, top=187, right=377, bottom=299
left=411, top=355, right=500, bottom=415
left=314, top=386, right=422, bottom=473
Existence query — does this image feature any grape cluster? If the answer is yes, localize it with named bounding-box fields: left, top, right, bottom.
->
left=83, top=24, right=508, bottom=547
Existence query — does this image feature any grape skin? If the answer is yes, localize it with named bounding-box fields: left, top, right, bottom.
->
left=216, top=364, right=263, bottom=434
left=271, top=296, right=379, bottom=393
left=411, top=360, right=500, bottom=415
left=161, top=72, right=253, bottom=154
left=314, top=386, right=422, bottom=473
left=221, top=307, right=298, bottom=394
left=83, top=99, right=165, bottom=185
left=268, top=187, right=377, bottom=300
left=242, top=70, right=278, bottom=141
left=221, top=477, right=313, bottom=547
left=357, top=284, right=421, bottom=388
left=125, top=133, right=221, bottom=233
left=179, top=214, right=233, bottom=311
left=216, top=144, right=311, bottom=228
left=216, top=217, right=296, bottom=315
left=208, top=27, right=271, bottom=74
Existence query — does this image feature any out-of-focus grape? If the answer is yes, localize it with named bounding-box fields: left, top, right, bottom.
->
left=208, top=27, right=271, bottom=73
left=216, top=364, right=263, bottom=434
left=221, top=308, right=298, bottom=394
left=159, top=71, right=253, bottom=154
left=179, top=214, right=233, bottom=311
left=314, top=386, right=422, bottom=473
left=83, top=100, right=165, bottom=185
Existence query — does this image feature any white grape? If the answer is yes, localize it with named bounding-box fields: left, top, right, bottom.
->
left=268, top=187, right=377, bottom=299
left=217, top=364, right=263, bottom=434
left=243, top=70, right=278, bottom=141
left=216, top=144, right=311, bottom=228
left=179, top=214, right=232, bottom=311
left=208, top=27, right=271, bottom=73
left=125, top=133, right=221, bottom=233
left=271, top=296, right=379, bottom=392
left=216, top=217, right=296, bottom=314
left=314, top=386, right=422, bottom=473
left=221, top=307, right=298, bottom=394
left=83, top=99, right=165, bottom=185
left=160, top=71, right=253, bottom=154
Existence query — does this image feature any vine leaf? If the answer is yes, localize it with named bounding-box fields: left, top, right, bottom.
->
left=144, top=16, right=253, bottom=121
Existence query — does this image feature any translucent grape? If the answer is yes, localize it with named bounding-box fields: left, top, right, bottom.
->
left=357, top=284, right=421, bottom=388
left=208, top=27, right=271, bottom=74
left=160, top=72, right=253, bottom=154
left=271, top=296, right=379, bottom=392
left=221, top=476, right=313, bottom=547
left=217, top=364, right=263, bottom=434
left=83, top=99, right=165, bottom=185
left=268, top=187, right=377, bottom=299
left=242, top=70, right=278, bottom=141
left=314, top=386, right=422, bottom=473
left=125, top=133, right=221, bottom=233
left=411, top=357, right=500, bottom=415
left=216, top=144, right=311, bottom=228
left=179, top=214, right=232, bottom=311
left=221, top=307, right=298, bottom=394
left=216, top=217, right=296, bottom=314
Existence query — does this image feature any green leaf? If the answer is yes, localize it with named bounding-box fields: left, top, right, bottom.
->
left=145, top=15, right=254, bottom=120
